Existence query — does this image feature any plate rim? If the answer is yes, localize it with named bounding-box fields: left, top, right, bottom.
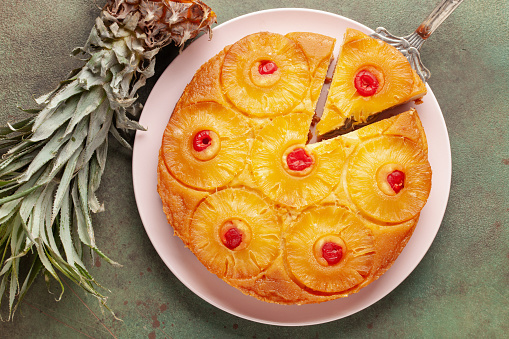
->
left=132, top=8, right=452, bottom=326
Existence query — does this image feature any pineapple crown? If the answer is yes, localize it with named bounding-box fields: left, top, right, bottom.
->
left=104, top=0, right=217, bottom=49
left=54, top=0, right=216, bottom=135
left=0, top=1, right=216, bottom=321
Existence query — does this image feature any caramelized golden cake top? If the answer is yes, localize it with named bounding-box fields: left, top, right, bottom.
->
left=157, top=30, right=432, bottom=304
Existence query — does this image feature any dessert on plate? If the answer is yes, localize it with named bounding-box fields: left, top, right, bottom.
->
left=317, top=29, right=427, bottom=137
left=157, top=29, right=432, bottom=304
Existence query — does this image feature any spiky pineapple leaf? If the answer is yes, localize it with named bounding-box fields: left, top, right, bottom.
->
left=32, top=83, right=85, bottom=130
left=0, top=185, right=42, bottom=206
left=12, top=255, right=43, bottom=317
left=0, top=154, right=36, bottom=178
left=65, top=86, right=106, bottom=138
left=71, top=179, right=92, bottom=248
left=16, top=128, right=70, bottom=183
left=0, top=0, right=216, bottom=321
left=58, top=191, right=76, bottom=267
left=49, top=118, right=89, bottom=178
left=52, top=146, right=83, bottom=222
left=0, top=117, right=35, bottom=136
left=30, top=96, right=80, bottom=142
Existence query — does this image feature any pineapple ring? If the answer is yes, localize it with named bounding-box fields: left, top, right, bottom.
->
left=347, top=135, right=432, bottom=223
left=221, top=32, right=310, bottom=117
left=285, top=205, right=375, bottom=293
left=326, top=37, right=414, bottom=124
left=161, top=102, right=252, bottom=190
left=189, top=188, right=280, bottom=280
left=251, top=113, right=345, bottom=209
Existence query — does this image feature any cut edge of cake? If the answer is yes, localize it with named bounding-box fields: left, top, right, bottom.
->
left=316, top=28, right=427, bottom=139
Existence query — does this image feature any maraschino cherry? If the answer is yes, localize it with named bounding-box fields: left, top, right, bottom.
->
left=387, top=170, right=405, bottom=194
left=193, top=130, right=212, bottom=151
left=354, top=70, right=379, bottom=96
left=286, top=147, right=313, bottom=171
left=322, top=242, right=343, bottom=265
left=259, top=60, right=278, bottom=75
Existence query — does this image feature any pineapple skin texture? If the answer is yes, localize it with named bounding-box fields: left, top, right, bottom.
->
left=157, top=32, right=432, bottom=304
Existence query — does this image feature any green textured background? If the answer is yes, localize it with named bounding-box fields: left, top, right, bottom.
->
left=0, top=0, right=508, bottom=338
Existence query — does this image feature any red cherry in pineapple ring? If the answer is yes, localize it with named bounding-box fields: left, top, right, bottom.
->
left=354, top=70, right=379, bottom=96
left=322, top=242, right=343, bottom=265
left=387, top=170, right=405, bottom=193
left=286, top=147, right=314, bottom=171
left=223, top=227, right=243, bottom=250
left=259, top=60, right=278, bottom=75
left=193, top=130, right=212, bottom=151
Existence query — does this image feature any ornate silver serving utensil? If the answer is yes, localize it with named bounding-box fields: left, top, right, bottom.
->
left=371, top=0, right=464, bottom=82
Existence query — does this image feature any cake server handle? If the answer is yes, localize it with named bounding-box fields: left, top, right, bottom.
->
left=371, top=0, right=465, bottom=81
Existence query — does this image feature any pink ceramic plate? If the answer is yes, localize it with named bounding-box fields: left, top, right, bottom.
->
left=132, top=8, right=451, bottom=326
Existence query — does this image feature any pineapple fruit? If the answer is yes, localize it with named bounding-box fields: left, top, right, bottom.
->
left=346, top=135, right=432, bottom=223
left=221, top=32, right=311, bottom=117
left=157, top=31, right=432, bottom=305
left=285, top=205, right=375, bottom=293
left=0, top=0, right=217, bottom=318
left=317, top=29, right=427, bottom=137
left=250, top=113, right=344, bottom=209
left=161, top=101, right=252, bottom=189
left=189, top=188, right=280, bottom=279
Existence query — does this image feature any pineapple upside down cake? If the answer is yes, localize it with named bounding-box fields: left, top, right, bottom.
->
left=157, top=29, right=432, bottom=304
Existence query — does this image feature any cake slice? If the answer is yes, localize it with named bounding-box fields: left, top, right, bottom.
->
left=317, top=29, right=427, bottom=138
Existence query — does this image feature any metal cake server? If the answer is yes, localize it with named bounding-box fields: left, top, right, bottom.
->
left=371, top=0, right=465, bottom=82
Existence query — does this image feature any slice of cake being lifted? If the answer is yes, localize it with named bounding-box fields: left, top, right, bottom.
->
left=316, top=29, right=427, bottom=139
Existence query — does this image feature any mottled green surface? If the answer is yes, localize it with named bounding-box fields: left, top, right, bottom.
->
left=0, top=0, right=507, bottom=338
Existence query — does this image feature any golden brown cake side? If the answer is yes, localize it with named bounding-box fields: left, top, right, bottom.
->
left=174, top=48, right=229, bottom=112
left=157, top=155, right=208, bottom=244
